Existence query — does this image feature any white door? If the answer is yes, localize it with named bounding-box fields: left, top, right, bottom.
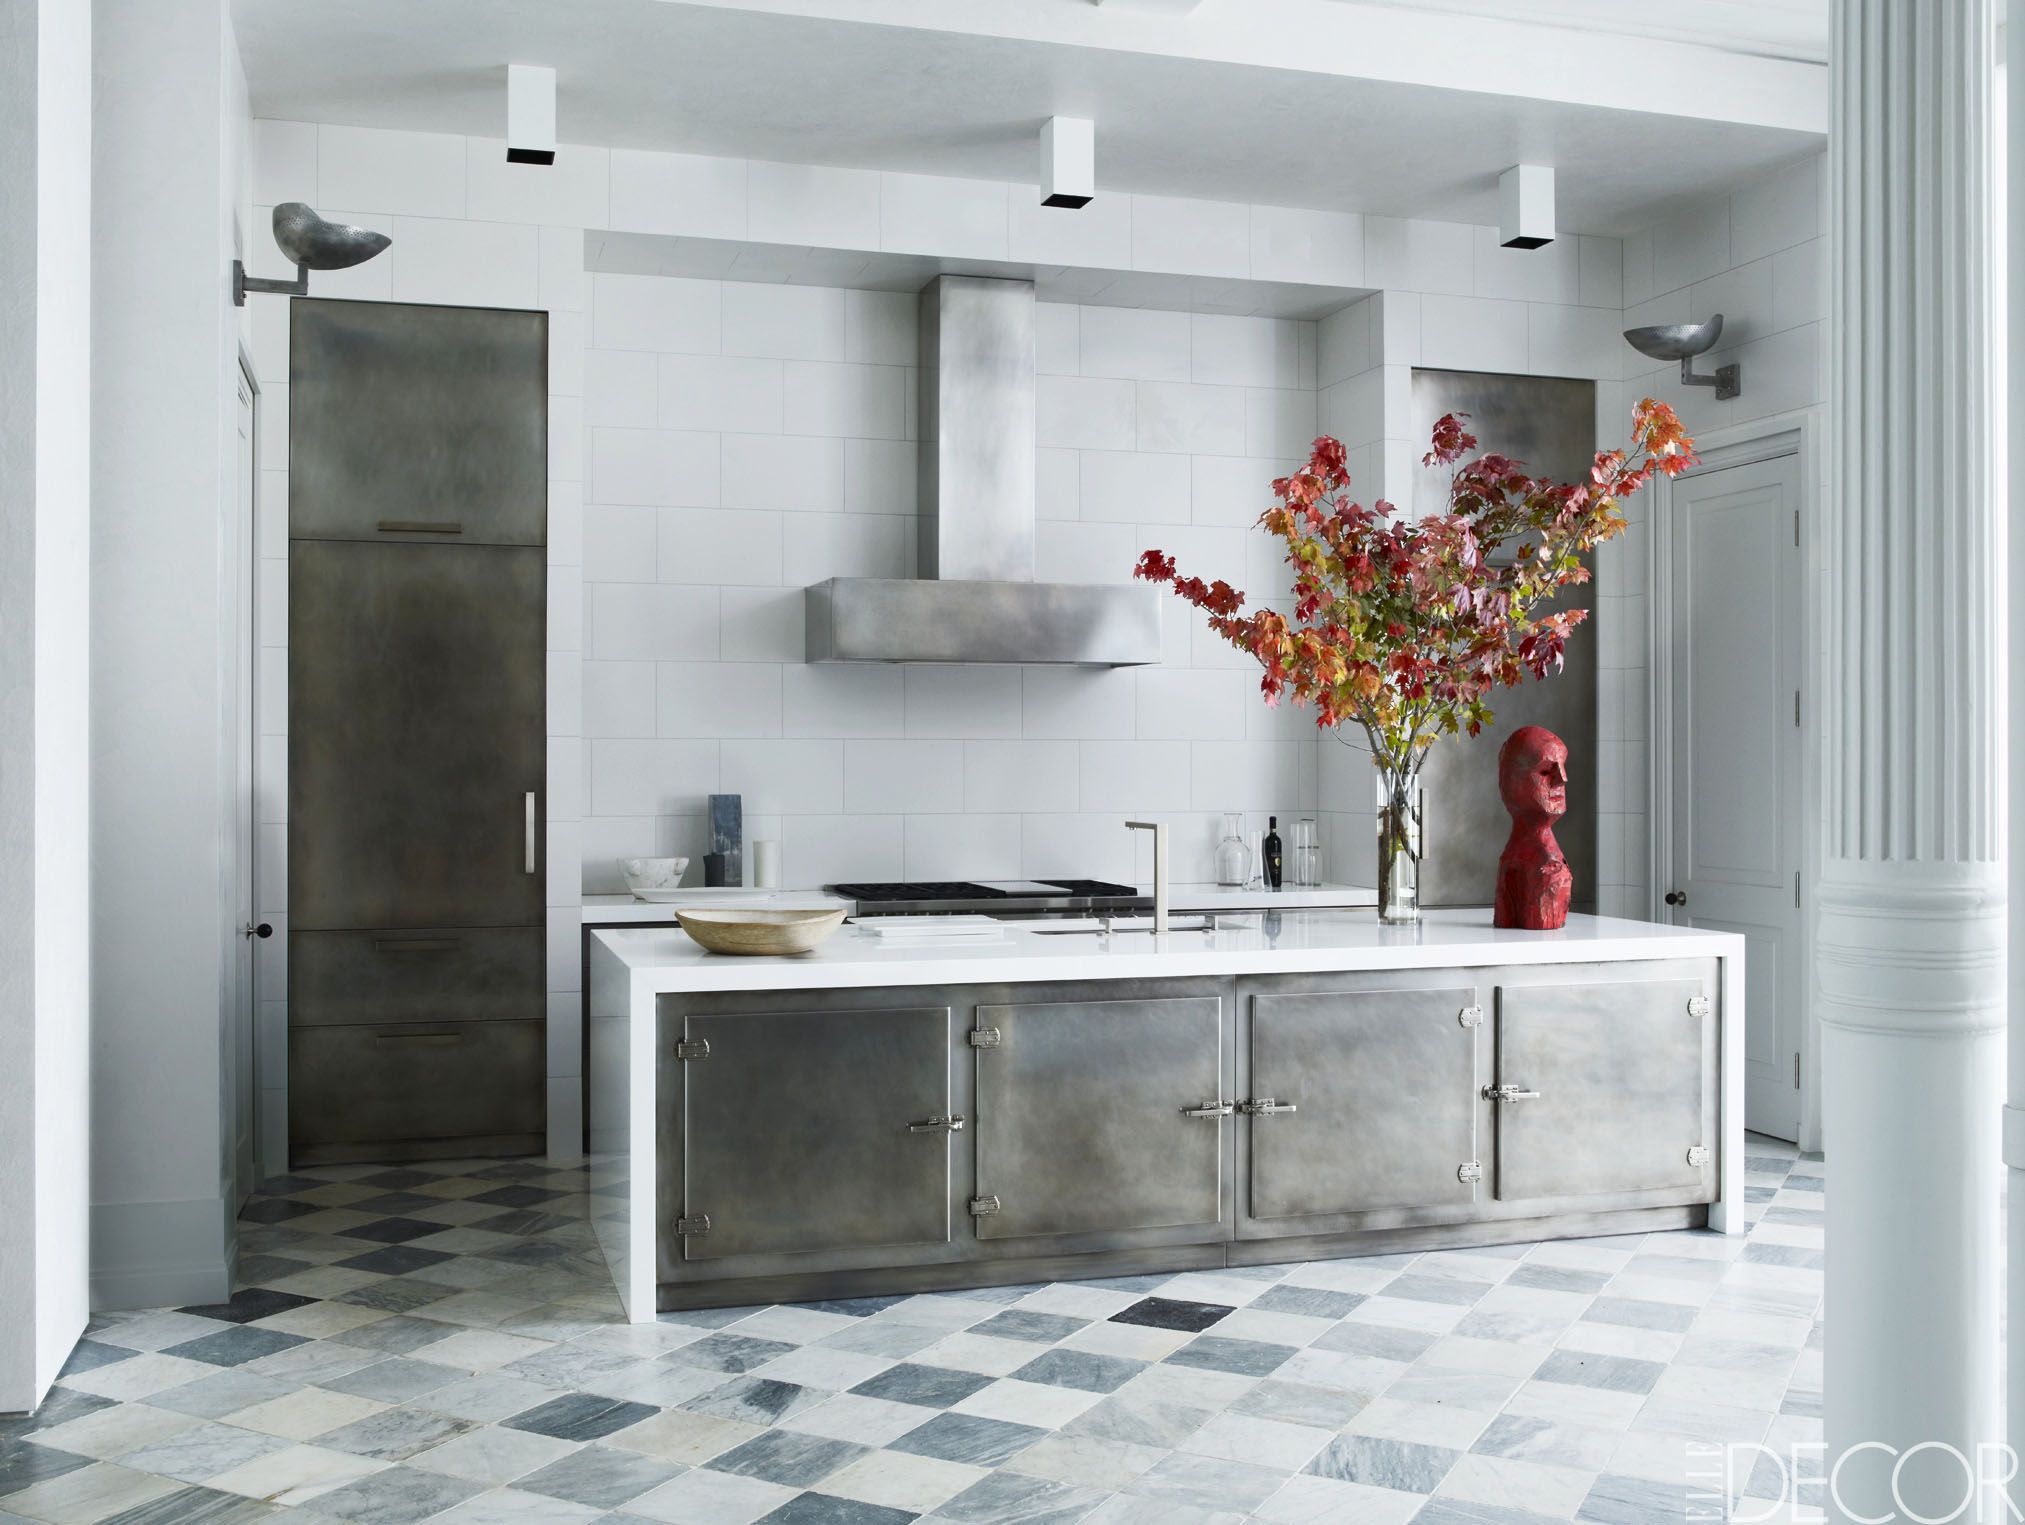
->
left=231, top=369, right=259, bottom=1204
left=1666, top=451, right=1804, bottom=1141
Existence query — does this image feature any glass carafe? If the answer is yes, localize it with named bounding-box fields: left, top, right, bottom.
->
left=1292, top=818, right=1319, bottom=887
left=1214, top=812, right=1248, bottom=887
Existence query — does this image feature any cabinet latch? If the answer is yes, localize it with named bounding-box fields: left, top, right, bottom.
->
left=675, top=1038, right=710, bottom=1061
left=1457, top=1161, right=1483, bottom=1184
left=1239, top=1098, right=1298, bottom=1116
left=1180, top=1101, right=1234, bottom=1118
left=968, top=1195, right=1001, bottom=1217
left=1688, top=995, right=1712, bottom=1019
left=674, top=1214, right=711, bottom=1236
left=967, top=1027, right=1002, bottom=1049
left=907, top=1114, right=966, bottom=1133
left=1458, top=1004, right=1483, bottom=1028
left=1482, top=1084, right=1541, bottom=1103
left=1686, top=1145, right=1710, bottom=1167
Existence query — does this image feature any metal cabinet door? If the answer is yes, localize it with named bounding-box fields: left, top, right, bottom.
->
left=974, top=996, right=1223, bottom=1241
left=1248, top=986, right=1478, bottom=1222
left=290, top=300, right=547, bottom=547
left=1492, top=977, right=1712, bottom=1201
left=679, top=1006, right=953, bottom=1262
left=289, top=540, right=546, bottom=930
left=290, top=1019, right=544, bottom=1157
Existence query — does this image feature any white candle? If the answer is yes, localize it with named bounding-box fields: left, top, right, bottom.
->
left=753, top=840, right=781, bottom=889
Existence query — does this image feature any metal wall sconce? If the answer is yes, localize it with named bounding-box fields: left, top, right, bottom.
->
left=1622, top=313, right=1740, bottom=400
left=233, top=202, right=392, bottom=306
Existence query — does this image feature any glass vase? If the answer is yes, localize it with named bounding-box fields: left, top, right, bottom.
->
left=1213, top=812, right=1248, bottom=887
left=1375, top=768, right=1424, bottom=924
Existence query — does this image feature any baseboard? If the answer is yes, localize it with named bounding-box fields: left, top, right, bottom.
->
left=90, top=1196, right=233, bottom=1312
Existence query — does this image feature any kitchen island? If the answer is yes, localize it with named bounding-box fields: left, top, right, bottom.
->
left=587, top=911, right=1743, bottom=1321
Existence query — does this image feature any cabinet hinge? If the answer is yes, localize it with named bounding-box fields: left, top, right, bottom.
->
left=1687, top=995, right=1712, bottom=1019
left=1457, top=1161, right=1484, bottom=1184
left=967, top=1027, right=1001, bottom=1049
left=1458, top=1004, right=1483, bottom=1028
left=674, top=1214, right=711, bottom=1236
left=968, top=1195, right=1001, bottom=1217
left=675, top=1038, right=710, bottom=1060
left=1686, top=1146, right=1710, bottom=1168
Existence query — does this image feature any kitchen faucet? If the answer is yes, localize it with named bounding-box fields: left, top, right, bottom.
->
left=1125, top=820, right=1170, bottom=932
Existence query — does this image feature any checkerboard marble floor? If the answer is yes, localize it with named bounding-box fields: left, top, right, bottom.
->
left=0, top=1137, right=1822, bottom=1524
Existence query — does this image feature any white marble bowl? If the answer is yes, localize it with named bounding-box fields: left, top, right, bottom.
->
left=675, top=906, right=847, bottom=955
left=620, top=857, right=689, bottom=900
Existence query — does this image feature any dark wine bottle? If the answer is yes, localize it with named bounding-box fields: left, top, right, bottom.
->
left=1264, top=816, right=1283, bottom=889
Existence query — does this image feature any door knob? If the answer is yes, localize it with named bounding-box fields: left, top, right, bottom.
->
left=1664, top=890, right=1687, bottom=907
left=243, top=922, right=273, bottom=939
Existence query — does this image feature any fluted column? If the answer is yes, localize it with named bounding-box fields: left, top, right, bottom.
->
left=2008, top=2, right=2025, bottom=1498
left=1822, top=3, right=2004, bottom=1521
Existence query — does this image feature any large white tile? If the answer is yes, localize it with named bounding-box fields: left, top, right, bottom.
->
left=659, top=662, right=783, bottom=738
left=782, top=513, right=909, bottom=582
left=390, top=216, right=539, bottom=308
left=659, top=506, right=784, bottom=586
left=540, top=225, right=588, bottom=313
left=1078, top=739, right=1192, bottom=813
left=1364, top=216, right=1474, bottom=296
left=783, top=664, right=906, bottom=738
left=1034, top=520, right=1137, bottom=585
left=1190, top=739, right=1304, bottom=811
left=1137, top=669, right=1251, bottom=740
left=318, top=123, right=465, bottom=217
left=1579, top=235, right=1624, bottom=309
left=1650, top=195, right=1732, bottom=295
left=1131, top=193, right=1249, bottom=278
left=1527, top=304, right=1625, bottom=383
left=722, top=434, right=845, bottom=513
left=589, top=582, right=721, bottom=660
left=1771, top=238, right=1825, bottom=332
left=548, top=650, right=583, bottom=737
left=1191, top=455, right=1281, bottom=527
left=547, top=308, right=588, bottom=397
left=1245, top=387, right=1319, bottom=461
left=588, top=428, right=719, bottom=508
left=548, top=393, right=583, bottom=484
left=609, top=148, right=747, bottom=239
left=905, top=664, right=1022, bottom=739
left=1036, top=374, right=1136, bottom=451
left=783, top=361, right=907, bottom=439
left=253, top=119, right=317, bottom=208
left=845, top=740, right=966, bottom=814
left=720, top=586, right=805, bottom=663
left=844, top=438, right=916, bottom=515
left=1009, top=192, right=1133, bottom=269
left=1035, top=303, right=1080, bottom=377
left=1080, top=449, right=1188, bottom=525
left=590, top=738, right=720, bottom=815
left=1022, top=666, right=1138, bottom=740
left=657, top=353, right=784, bottom=434
left=1731, top=154, right=1823, bottom=264
left=1035, top=447, right=1079, bottom=521
left=904, top=814, right=1023, bottom=880
left=844, top=290, right=916, bottom=367
left=1689, top=256, right=1777, bottom=346
left=1192, top=314, right=1303, bottom=390
left=782, top=814, right=903, bottom=888
left=1135, top=381, right=1245, bottom=455
left=962, top=739, right=1080, bottom=813
left=465, top=137, right=611, bottom=227
left=1021, top=814, right=1135, bottom=882
left=747, top=159, right=881, bottom=248
left=1420, top=294, right=1529, bottom=373
left=723, top=282, right=846, bottom=362
left=1317, top=297, right=1373, bottom=389
left=1079, top=307, right=1191, bottom=383
left=591, top=273, right=720, bottom=354
left=1249, top=205, right=1363, bottom=286
left=880, top=171, right=1010, bottom=260
left=721, top=739, right=845, bottom=814
left=585, top=350, right=657, bottom=429
left=548, top=478, right=585, bottom=567
left=1472, top=224, right=1580, bottom=304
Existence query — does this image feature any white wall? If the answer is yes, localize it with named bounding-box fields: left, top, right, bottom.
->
left=0, top=0, right=93, bottom=1410
left=88, top=0, right=250, bottom=1309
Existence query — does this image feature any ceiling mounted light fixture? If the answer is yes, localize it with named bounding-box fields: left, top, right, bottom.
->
left=1040, top=117, right=1095, bottom=208
left=1498, top=163, right=1554, bottom=249
left=507, top=63, right=556, bottom=165
left=232, top=202, right=391, bottom=305
left=1623, top=314, right=1741, bottom=400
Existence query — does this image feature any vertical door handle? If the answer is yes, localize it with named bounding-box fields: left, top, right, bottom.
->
left=525, top=792, right=537, bottom=874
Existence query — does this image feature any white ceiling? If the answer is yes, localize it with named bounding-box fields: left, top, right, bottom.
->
left=1347, top=0, right=1829, bottom=64
left=233, top=0, right=1825, bottom=236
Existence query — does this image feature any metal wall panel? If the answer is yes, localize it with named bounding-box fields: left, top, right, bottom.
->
left=1409, top=369, right=1599, bottom=910
left=974, top=995, right=1224, bottom=1241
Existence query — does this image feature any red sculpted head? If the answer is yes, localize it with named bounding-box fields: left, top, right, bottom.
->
left=1498, top=725, right=1569, bottom=825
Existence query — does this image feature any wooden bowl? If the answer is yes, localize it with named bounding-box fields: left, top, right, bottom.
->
left=675, top=906, right=847, bottom=955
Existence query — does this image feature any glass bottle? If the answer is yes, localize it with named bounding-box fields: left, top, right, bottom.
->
left=1214, top=812, right=1248, bottom=887
left=1263, top=816, right=1283, bottom=889
left=1292, top=818, right=1319, bottom=887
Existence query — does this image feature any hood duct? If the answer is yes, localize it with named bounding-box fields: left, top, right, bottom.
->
left=805, top=275, right=1160, bottom=665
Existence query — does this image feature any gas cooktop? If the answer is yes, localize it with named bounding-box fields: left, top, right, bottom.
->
left=829, top=879, right=1146, bottom=915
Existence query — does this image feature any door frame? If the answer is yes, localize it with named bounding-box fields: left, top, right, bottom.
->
left=1649, top=405, right=1824, bottom=1152
left=231, top=349, right=263, bottom=1206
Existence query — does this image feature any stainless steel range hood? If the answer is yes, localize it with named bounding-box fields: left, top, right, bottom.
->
left=805, top=276, right=1160, bottom=665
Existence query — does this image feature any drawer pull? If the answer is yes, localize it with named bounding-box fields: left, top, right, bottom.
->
left=1483, top=1084, right=1541, bottom=1103
left=907, top=1114, right=965, bottom=1133
left=377, top=520, right=463, bottom=535
left=1180, top=1101, right=1233, bottom=1118
left=525, top=792, right=537, bottom=874
left=373, top=1031, right=466, bottom=1046
left=373, top=937, right=462, bottom=953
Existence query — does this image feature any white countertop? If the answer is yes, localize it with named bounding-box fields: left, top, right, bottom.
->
left=590, top=908, right=1741, bottom=995
left=580, top=882, right=1378, bottom=923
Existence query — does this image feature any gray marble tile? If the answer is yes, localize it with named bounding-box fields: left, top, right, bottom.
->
left=818, top=1321, right=947, bottom=1360
left=335, top=1279, right=462, bottom=1315
left=1305, top=1434, right=1458, bottom=1492
left=1311, top=1322, right=1436, bottom=1363
left=504, top=1392, right=660, bottom=1442
left=329, top=1317, right=461, bottom=1357
left=1470, top=1414, right=1617, bottom=1472
left=704, top=1428, right=868, bottom=1489
left=2, top=1385, right=113, bottom=1440
left=1507, top=1265, right=1611, bottom=1295
left=667, top=1334, right=799, bottom=1375
left=1248, top=1286, right=1364, bottom=1320
left=1576, top=1473, right=1696, bottom=1525
left=1130, top=1452, right=1289, bottom=1514
left=973, top=1311, right=1091, bottom=1345
left=1163, top=1336, right=1294, bottom=1378
left=934, top=1467, right=1109, bottom=1523
left=0, top=1441, right=93, bottom=1497
left=322, top=1357, right=465, bottom=1402
left=1412, top=1498, right=1567, bottom=1525
left=1064, top=1396, right=1213, bottom=1451
left=1534, top=1351, right=1664, bottom=1397
left=1010, top=1350, right=1146, bottom=1395
left=684, top=1377, right=829, bottom=1427
left=1581, top=1298, right=1696, bottom=1334
left=757, top=1493, right=916, bottom=1524
left=516, top=1443, right=684, bottom=1508
left=295, top=1463, right=486, bottom=1524
left=316, top=1405, right=476, bottom=1462
left=1384, top=1276, right=1491, bottom=1307
left=1229, top=1379, right=1371, bottom=1430
left=161, top=1326, right=309, bottom=1369
left=96, top=1484, right=279, bottom=1523
left=115, top=1420, right=291, bottom=1484
left=851, top=1363, right=994, bottom=1409
left=889, top=1413, right=1048, bottom=1467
